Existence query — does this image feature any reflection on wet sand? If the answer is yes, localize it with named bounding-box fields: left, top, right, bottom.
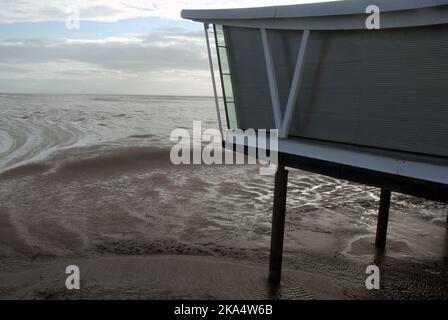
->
left=0, top=94, right=447, bottom=299
left=0, top=145, right=447, bottom=299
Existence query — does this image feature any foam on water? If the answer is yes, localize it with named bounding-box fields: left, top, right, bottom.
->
left=0, top=94, right=218, bottom=173
left=0, top=94, right=447, bottom=299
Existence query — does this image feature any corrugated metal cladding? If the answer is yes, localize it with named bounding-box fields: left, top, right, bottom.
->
left=224, top=24, right=448, bottom=158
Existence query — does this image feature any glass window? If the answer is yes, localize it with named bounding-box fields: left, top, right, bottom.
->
left=215, top=25, right=224, bottom=34
left=226, top=103, right=238, bottom=129
left=214, top=24, right=238, bottom=129
left=216, top=32, right=226, bottom=47
left=222, top=74, right=234, bottom=102
left=218, top=47, right=230, bottom=74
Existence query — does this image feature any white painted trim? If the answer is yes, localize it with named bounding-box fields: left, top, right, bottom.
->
left=224, top=132, right=448, bottom=184
left=261, top=28, right=310, bottom=137
left=280, top=30, right=310, bottom=138
left=261, top=28, right=282, bottom=131
left=182, top=0, right=448, bottom=21
left=278, top=139, right=448, bottom=185
left=204, top=23, right=224, bottom=135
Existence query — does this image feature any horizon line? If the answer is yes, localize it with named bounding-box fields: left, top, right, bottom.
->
left=0, top=92, right=219, bottom=99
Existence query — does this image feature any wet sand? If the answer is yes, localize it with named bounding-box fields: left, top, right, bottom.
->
left=1, top=146, right=447, bottom=299
left=1, top=94, right=447, bottom=299
left=0, top=255, right=345, bottom=300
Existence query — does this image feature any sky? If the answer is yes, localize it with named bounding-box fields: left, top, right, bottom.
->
left=0, top=0, right=336, bottom=96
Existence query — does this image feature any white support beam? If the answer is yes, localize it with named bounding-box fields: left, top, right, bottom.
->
left=280, top=30, right=310, bottom=138
left=261, top=28, right=282, bottom=131
left=204, top=23, right=224, bottom=136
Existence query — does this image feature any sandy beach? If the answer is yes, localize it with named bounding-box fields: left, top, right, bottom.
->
left=0, top=94, right=447, bottom=300
left=2, top=0, right=448, bottom=303
left=0, top=255, right=346, bottom=300
left=1, top=144, right=447, bottom=299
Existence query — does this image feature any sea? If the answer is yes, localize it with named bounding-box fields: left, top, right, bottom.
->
left=0, top=93, right=447, bottom=299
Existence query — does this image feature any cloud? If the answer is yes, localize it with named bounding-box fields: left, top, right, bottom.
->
left=0, top=27, right=217, bottom=95
left=0, top=28, right=207, bottom=72
left=0, top=0, right=336, bottom=23
left=0, top=0, right=339, bottom=94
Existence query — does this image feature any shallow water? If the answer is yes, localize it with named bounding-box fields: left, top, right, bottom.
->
left=0, top=94, right=218, bottom=173
left=0, top=94, right=447, bottom=299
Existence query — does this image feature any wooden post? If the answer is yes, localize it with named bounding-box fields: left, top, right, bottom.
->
left=268, top=165, right=288, bottom=285
left=375, top=189, right=391, bottom=248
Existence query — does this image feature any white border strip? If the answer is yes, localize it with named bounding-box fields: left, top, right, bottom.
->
left=204, top=23, right=224, bottom=135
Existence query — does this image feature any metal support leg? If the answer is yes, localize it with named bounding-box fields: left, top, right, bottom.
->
left=268, top=165, right=288, bottom=285
left=375, top=189, right=391, bottom=248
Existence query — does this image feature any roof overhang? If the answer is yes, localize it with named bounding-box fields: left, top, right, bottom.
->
left=181, top=0, right=448, bottom=30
